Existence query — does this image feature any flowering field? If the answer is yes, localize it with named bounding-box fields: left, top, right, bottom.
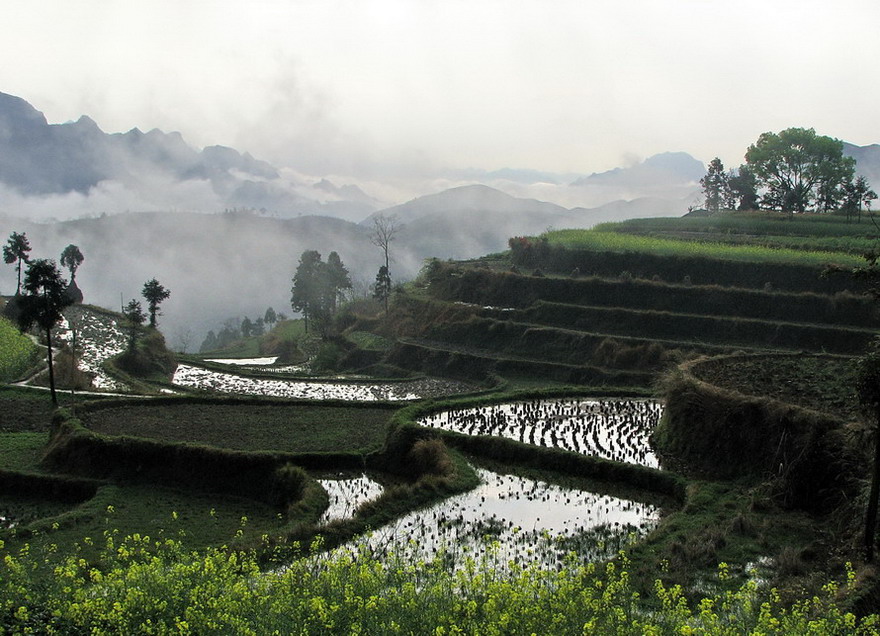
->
left=2, top=532, right=874, bottom=634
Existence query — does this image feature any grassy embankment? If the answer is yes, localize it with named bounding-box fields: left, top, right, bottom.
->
left=0, top=316, right=40, bottom=384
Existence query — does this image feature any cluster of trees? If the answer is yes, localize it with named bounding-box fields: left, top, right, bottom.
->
left=290, top=250, right=352, bottom=335
left=121, top=279, right=172, bottom=352
left=2, top=231, right=87, bottom=405
left=701, top=127, right=876, bottom=217
left=198, top=307, right=285, bottom=352
left=3, top=232, right=85, bottom=303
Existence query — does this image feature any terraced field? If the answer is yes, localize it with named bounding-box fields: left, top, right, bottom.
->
left=373, top=216, right=878, bottom=389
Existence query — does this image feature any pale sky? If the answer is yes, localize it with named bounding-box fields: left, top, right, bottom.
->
left=2, top=0, right=879, bottom=179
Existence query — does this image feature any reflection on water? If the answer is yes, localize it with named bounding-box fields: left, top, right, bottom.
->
left=318, top=473, right=384, bottom=523
left=419, top=399, right=662, bottom=468
left=338, top=465, right=661, bottom=569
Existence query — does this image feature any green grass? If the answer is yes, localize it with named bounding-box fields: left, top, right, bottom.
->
left=544, top=229, right=865, bottom=268
left=2, top=483, right=293, bottom=563
left=271, top=318, right=307, bottom=340
left=345, top=330, right=394, bottom=351
left=82, top=402, right=395, bottom=453
left=0, top=316, right=40, bottom=383
left=0, top=433, right=47, bottom=471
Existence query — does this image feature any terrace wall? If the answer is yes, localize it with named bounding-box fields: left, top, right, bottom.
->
left=509, top=245, right=863, bottom=294
left=654, top=355, right=863, bottom=512
left=426, top=265, right=877, bottom=326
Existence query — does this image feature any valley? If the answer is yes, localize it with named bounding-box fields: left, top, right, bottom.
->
left=2, top=209, right=880, bottom=631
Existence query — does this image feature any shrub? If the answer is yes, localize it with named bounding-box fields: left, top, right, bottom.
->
left=407, top=438, right=453, bottom=477
left=268, top=463, right=308, bottom=508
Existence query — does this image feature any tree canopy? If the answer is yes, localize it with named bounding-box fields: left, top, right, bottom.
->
left=744, top=127, right=855, bottom=214
left=60, top=244, right=84, bottom=282
left=3, top=231, right=32, bottom=295
left=142, top=278, right=171, bottom=328
left=290, top=250, right=352, bottom=335
left=16, top=259, right=71, bottom=405
left=122, top=299, right=146, bottom=351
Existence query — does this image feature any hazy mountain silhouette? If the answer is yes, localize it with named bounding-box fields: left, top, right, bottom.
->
left=845, top=143, right=880, bottom=187
left=572, top=152, right=705, bottom=188
left=0, top=91, right=376, bottom=219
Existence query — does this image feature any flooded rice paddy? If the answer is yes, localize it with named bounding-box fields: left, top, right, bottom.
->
left=338, top=464, right=661, bottom=568
left=172, top=363, right=473, bottom=401
left=205, top=357, right=279, bottom=366
left=318, top=473, right=385, bottom=524
left=419, top=398, right=662, bottom=468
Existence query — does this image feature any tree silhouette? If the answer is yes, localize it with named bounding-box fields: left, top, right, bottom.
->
left=369, top=213, right=401, bottom=294
left=700, top=158, right=730, bottom=214
left=326, top=251, right=352, bottom=313
left=264, top=307, right=277, bottom=327
left=16, top=259, right=71, bottom=406
left=291, top=250, right=323, bottom=333
left=122, top=299, right=146, bottom=352
left=3, top=231, right=32, bottom=295
left=60, top=244, right=85, bottom=304
left=60, top=244, right=84, bottom=283
left=373, top=265, right=392, bottom=313
left=142, top=278, right=171, bottom=328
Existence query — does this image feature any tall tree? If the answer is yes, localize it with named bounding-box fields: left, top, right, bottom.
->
left=60, top=244, right=85, bottom=304
left=370, top=213, right=401, bottom=285
left=60, top=244, right=84, bottom=283
left=142, top=278, right=171, bottom=328
left=700, top=158, right=730, bottom=214
left=16, top=259, right=71, bottom=406
left=842, top=176, right=878, bottom=224
left=291, top=250, right=324, bottom=333
left=264, top=307, right=277, bottom=327
left=744, top=127, right=855, bottom=214
left=122, top=299, right=146, bottom=352
left=727, top=164, right=759, bottom=211
left=373, top=265, right=392, bottom=313
left=325, top=251, right=352, bottom=313
left=241, top=316, right=253, bottom=338
left=3, top=231, right=32, bottom=295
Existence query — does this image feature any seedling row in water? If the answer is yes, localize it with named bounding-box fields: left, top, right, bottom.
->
left=419, top=399, right=663, bottom=468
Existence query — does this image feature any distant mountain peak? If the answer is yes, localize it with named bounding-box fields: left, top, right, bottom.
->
left=572, top=152, right=705, bottom=189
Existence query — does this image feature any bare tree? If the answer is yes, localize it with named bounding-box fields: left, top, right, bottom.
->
left=369, top=213, right=401, bottom=277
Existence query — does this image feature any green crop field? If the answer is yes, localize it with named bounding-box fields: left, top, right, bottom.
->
left=544, top=229, right=865, bottom=267
left=593, top=213, right=880, bottom=254
left=596, top=211, right=880, bottom=238
left=0, top=317, right=39, bottom=383
left=82, top=402, right=395, bottom=453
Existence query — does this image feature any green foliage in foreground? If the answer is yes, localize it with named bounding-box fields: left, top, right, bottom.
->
left=0, top=316, right=39, bottom=383
left=2, top=534, right=877, bottom=635
left=544, top=230, right=864, bottom=268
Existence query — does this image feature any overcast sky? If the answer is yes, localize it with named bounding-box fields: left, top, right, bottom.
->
left=2, top=0, right=879, bottom=179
